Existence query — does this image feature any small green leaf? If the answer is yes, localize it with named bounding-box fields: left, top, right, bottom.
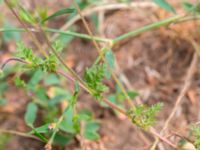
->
left=19, top=7, right=35, bottom=24
left=44, top=73, right=60, bottom=86
left=42, top=8, right=76, bottom=23
left=31, top=128, right=48, bottom=142
left=27, top=70, right=43, bottom=91
left=74, top=81, right=80, bottom=94
left=54, top=134, right=73, bottom=145
left=85, top=122, right=100, bottom=131
left=35, top=87, right=49, bottom=102
left=52, top=40, right=64, bottom=53
left=84, top=121, right=100, bottom=141
left=70, top=81, right=80, bottom=107
left=14, top=76, right=26, bottom=87
left=182, top=2, right=194, bottom=12
left=182, top=2, right=200, bottom=14
left=60, top=107, right=77, bottom=134
left=58, top=34, right=74, bottom=46
left=127, top=91, right=139, bottom=99
left=154, top=0, right=176, bottom=13
left=25, top=102, right=38, bottom=127
left=36, top=6, right=48, bottom=22
left=84, top=132, right=100, bottom=141
left=105, top=49, right=115, bottom=79
left=90, top=13, right=99, bottom=30
left=78, top=109, right=93, bottom=121
left=30, top=124, right=50, bottom=134
left=48, top=95, right=66, bottom=107
left=105, top=49, right=115, bottom=69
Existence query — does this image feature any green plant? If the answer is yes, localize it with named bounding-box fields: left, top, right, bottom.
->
left=0, top=0, right=200, bottom=149
left=127, top=103, right=163, bottom=129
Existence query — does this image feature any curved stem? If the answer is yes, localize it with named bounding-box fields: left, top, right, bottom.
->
left=1, top=58, right=28, bottom=70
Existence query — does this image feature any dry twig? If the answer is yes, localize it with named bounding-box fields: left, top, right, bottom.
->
left=151, top=51, right=198, bottom=149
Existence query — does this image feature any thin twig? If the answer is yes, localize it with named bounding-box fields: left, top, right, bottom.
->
left=151, top=52, right=198, bottom=150
left=150, top=129, right=179, bottom=149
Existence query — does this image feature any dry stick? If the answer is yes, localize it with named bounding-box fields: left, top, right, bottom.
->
left=51, top=1, right=157, bottom=41
left=72, top=0, right=134, bottom=107
left=4, top=0, right=48, bottom=58
left=151, top=52, right=198, bottom=150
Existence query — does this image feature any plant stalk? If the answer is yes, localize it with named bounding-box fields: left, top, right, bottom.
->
left=0, top=28, right=111, bottom=43
left=113, top=15, right=184, bottom=43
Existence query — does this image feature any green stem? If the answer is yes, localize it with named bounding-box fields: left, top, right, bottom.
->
left=0, top=28, right=111, bottom=43
left=46, top=28, right=111, bottom=43
left=113, top=15, right=183, bottom=44
left=45, top=116, right=64, bottom=149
